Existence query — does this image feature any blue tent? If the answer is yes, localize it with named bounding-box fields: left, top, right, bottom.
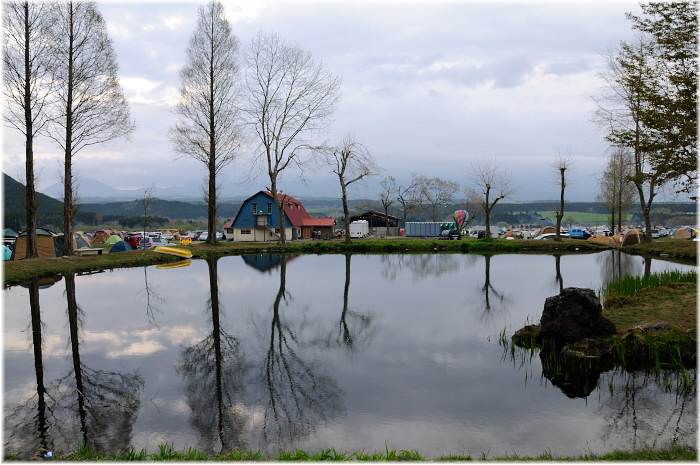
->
left=3, top=245, right=12, bottom=260
left=108, top=240, right=133, bottom=253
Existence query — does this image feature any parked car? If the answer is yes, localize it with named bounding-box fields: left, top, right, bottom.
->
left=439, top=229, right=461, bottom=240
left=534, top=233, right=571, bottom=240
left=179, top=236, right=192, bottom=245
left=569, top=228, right=591, bottom=240
left=124, top=234, right=142, bottom=249
left=198, top=232, right=208, bottom=241
left=138, top=237, right=174, bottom=249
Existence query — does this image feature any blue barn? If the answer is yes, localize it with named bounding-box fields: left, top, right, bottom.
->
left=225, top=191, right=335, bottom=242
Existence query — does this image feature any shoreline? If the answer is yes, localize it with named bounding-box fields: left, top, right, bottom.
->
left=3, top=237, right=695, bottom=288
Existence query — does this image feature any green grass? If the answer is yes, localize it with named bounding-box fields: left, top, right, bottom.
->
left=538, top=211, right=632, bottom=227
left=599, top=269, right=697, bottom=301
left=8, top=444, right=694, bottom=461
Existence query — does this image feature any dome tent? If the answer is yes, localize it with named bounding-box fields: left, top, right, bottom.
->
left=108, top=240, right=133, bottom=253
left=104, top=235, right=122, bottom=245
left=12, top=228, right=61, bottom=259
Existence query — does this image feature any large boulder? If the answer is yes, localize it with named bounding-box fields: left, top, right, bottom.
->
left=539, top=287, right=616, bottom=346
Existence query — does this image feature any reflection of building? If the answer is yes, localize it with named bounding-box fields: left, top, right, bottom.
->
left=348, top=211, right=402, bottom=236
left=225, top=191, right=335, bottom=241
left=242, top=254, right=300, bottom=273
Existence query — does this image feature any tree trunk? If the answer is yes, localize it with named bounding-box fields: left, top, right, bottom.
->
left=23, top=2, right=37, bottom=258
left=484, top=185, right=492, bottom=239
left=63, top=7, right=75, bottom=256
left=271, top=183, right=286, bottom=244
left=341, top=182, right=350, bottom=244
left=555, top=168, right=565, bottom=240
left=207, top=38, right=217, bottom=246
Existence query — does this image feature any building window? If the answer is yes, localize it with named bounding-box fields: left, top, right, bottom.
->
left=275, top=229, right=280, bottom=234
left=241, top=229, right=251, bottom=235
left=252, top=203, right=257, bottom=214
left=267, top=203, right=272, bottom=213
left=256, top=215, right=266, bottom=226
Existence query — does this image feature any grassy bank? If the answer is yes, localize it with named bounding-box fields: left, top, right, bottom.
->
left=513, top=269, right=697, bottom=368
left=8, top=235, right=692, bottom=287
left=6, top=443, right=695, bottom=461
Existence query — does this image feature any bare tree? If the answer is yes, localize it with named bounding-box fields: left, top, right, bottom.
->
left=378, top=176, right=397, bottom=236
left=414, top=174, right=459, bottom=221
left=547, top=148, right=574, bottom=240
left=48, top=1, right=134, bottom=254
left=170, top=1, right=243, bottom=245
left=469, top=158, right=515, bottom=239
left=242, top=31, right=341, bottom=244
left=3, top=1, right=56, bottom=258
left=322, top=132, right=379, bottom=243
left=141, top=183, right=154, bottom=242
left=396, top=176, right=419, bottom=228
left=597, top=147, right=635, bottom=233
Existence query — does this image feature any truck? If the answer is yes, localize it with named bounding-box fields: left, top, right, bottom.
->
left=349, top=220, right=369, bottom=238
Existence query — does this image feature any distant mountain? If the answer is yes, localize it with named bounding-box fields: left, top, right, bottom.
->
left=40, top=178, right=220, bottom=203
left=4, top=173, right=64, bottom=231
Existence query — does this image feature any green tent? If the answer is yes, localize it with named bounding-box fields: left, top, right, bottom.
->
left=105, top=234, right=122, bottom=245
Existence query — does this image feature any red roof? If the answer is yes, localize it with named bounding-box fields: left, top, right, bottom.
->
left=222, top=221, right=233, bottom=228
left=301, top=218, right=335, bottom=227
left=262, top=191, right=333, bottom=228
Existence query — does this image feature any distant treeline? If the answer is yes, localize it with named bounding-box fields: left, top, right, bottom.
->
left=3, top=173, right=696, bottom=231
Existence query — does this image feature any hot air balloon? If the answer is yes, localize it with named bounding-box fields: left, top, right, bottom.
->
left=453, top=210, right=468, bottom=230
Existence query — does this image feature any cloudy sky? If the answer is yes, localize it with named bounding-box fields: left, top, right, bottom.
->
left=3, top=0, right=648, bottom=201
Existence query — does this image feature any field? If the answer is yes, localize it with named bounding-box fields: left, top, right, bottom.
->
left=537, top=211, right=632, bottom=227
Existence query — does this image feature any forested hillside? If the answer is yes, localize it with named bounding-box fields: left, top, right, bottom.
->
left=4, top=173, right=64, bottom=231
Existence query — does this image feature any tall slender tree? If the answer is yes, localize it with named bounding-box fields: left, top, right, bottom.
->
left=48, top=1, right=134, bottom=254
left=548, top=148, right=573, bottom=240
left=378, top=176, right=397, bottom=236
left=170, top=1, right=243, bottom=245
left=594, top=35, right=660, bottom=242
left=3, top=1, right=56, bottom=258
left=597, top=146, right=635, bottom=233
left=322, top=133, right=378, bottom=243
left=242, top=31, right=341, bottom=244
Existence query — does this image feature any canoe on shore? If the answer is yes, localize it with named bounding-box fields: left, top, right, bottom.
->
left=153, top=246, right=193, bottom=259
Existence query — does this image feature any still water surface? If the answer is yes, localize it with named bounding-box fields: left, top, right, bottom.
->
left=4, top=251, right=696, bottom=458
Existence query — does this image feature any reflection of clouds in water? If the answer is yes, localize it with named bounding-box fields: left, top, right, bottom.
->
left=4, top=252, right=696, bottom=458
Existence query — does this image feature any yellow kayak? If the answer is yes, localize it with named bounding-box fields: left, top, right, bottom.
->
left=154, top=246, right=193, bottom=259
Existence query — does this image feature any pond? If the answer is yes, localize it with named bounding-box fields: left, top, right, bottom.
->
left=4, top=251, right=697, bottom=459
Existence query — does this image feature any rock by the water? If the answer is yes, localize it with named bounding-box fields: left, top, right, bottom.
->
left=539, top=287, right=616, bottom=346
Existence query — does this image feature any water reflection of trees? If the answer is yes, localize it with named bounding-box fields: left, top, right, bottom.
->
left=257, top=254, right=344, bottom=451
left=177, top=257, right=253, bottom=454
left=5, top=274, right=144, bottom=459
left=4, top=280, right=53, bottom=458
left=380, top=253, right=464, bottom=282
left=137, top=266, right=165, bottom=327
left=178, top=255, right=345, bottom=454
left=600, top=370, right=696, bottom=450
left=315, top=254, right=376, bottom=353
left=596, top=249, right=651, bottom=286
